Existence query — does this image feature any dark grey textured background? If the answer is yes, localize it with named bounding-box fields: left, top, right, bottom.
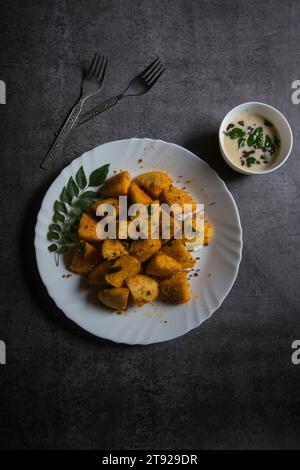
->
left=0, top=0, right=300, bottom=450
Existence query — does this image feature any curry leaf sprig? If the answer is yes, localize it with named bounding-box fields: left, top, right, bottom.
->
left=47, top=164, right=110, bottom=265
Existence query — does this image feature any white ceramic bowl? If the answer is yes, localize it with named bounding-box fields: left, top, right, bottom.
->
left=219, top=102, right=293, bottom=175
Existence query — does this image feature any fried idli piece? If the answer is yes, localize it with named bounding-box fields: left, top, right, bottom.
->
left=161, top=185, right=196, bottom=211
left=101, top=239, right=128, bottom=260
left=78, top=212, right=100, bottom=243
left=159, top=272, right=191, bottom=304
left=145, top=251, right=181, bottom=278
left=129, top=182, right=152, bottom=204
left=204, top=223, right=214, bottom=246
left=88, top=261, right=114, bottom=286
left=91, top=197, right=119, bottom=216
left=105, top=254, right=141, bottom=288
left=161, top=239, right=195, bottom=269
left=69, top=241, right=101, bottom=274
left=100, top=171, right=131, bottom=197
left=126, top=274, right=159, bottom=306
left=97, top=287, right=129, bottom=311
left=135, top=171, right=172, bottom=198
left=129, top=238, right=162, bottom=262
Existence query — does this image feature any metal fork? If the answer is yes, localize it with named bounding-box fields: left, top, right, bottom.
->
left=75, top=57, right=165, bottom=128
left=41, top=53, right=108, bottom=170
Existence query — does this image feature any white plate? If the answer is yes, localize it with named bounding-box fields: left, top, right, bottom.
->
left=34, top=138, right=242, bottom=344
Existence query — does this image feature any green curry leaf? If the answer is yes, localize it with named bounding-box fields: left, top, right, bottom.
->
left=88, top=164, right=110, bottom=187
left=75, top=166, right=87, bottom=190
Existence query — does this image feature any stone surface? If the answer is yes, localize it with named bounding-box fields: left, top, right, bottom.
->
left=0, top=0, right=300, bottom=450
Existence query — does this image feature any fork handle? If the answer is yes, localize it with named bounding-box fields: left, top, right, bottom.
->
left=75, top=96, right=119, bottom=128
left=40, top=98, right=85, bottom=170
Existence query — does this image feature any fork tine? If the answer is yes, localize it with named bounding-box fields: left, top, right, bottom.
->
left=92, top=54, right=101, bottom=77
left=98, top=58, right=108, bottom=84
left=144, top=62, right=163, bottom=82
left=87, top=53, right=99, bottom=75
left=95, top=55, right=104, bottom=77
left=141, top=57, right=160, bottom=78
left=148, top=67, right=165, bottom=87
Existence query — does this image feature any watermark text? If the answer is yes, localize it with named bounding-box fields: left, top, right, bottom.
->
left=291, top=340, right=300, bottom=365
left=0, top=80, right=6, bottom=104
left=95, top=198, right=204, bottom=249
left=291, top=80, right=300, bottom=104
left=0, top=340, right=6, bottom=365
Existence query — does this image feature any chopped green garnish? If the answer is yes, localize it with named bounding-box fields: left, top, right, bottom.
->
left=247, top=127, right=263, bottom=148
left=224, top=127, right=246, bottom=139
left=264, top=135, right=275, bottom=153
left=238, top=137, right=246, bottom=148
left=77, top=242, right=86, bottom=254
left=246, top=156, right=256, bottom=166
left=146, top=291, right=151, bottom=296
left=48, top=243, right=58, bottom=252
